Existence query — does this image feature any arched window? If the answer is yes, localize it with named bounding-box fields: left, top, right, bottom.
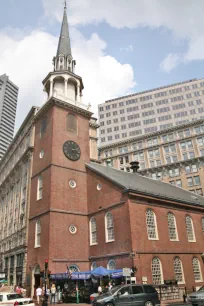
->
left=90, top=217, right=98, bottom=245
left=151, top=257, right=163, bottom=284
left=167, top=212, right=178, bottom=241
left=185, top=215, right=196, bottom=242
left=91, top=262, right=97, bottom=271
left=35, top=220, right=41, bottom=248
left=40, top=117, right=47, bottom=138
left=174, top=257, right=185, bottom=284
left=146, top=209, right=158, bottom=240
left=201, top=217, right=204, bottom=233
left=192, top=257, right=202, bottom=282
left=69, top=265, right=80, bottom=273
left=105, top=212, right=115, bottom=242
left=107, top=260, right=116, bottom=270
left=66, top=113, right=78, bottom=134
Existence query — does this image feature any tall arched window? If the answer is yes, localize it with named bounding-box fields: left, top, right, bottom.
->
left=107, top=260, right=116, bottom=270
left=91, top=262, right=97, bottom=271
left=174, top=257, right=185, bottom=284
left=35, top=220, right=41, bottom=248
left=201, top=217, right=204, bottom=233
left=105, top=212, right=115, bottom=242
left=192, top=257, right=202, bottom=282
left=146, top=209, right=158, bottom=240
left=185, top=215, right=196, bottom=242
left=167, top=212, right=178, bottom=241
left=90, top=217, right=98, bottom=245
left=66, top=113, right=78, bottom=134
left=151, top=257, right=163, bottom=284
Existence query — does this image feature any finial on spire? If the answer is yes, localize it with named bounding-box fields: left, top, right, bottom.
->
left=64, top=0, right=67, bottom=9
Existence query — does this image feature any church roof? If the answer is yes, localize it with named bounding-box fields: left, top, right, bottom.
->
left=56, top=7, right=72, bottom=57
left=86, top=162, right=204, bottom=207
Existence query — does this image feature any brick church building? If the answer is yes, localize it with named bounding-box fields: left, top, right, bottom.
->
left=26, top=5, right=204, bottom=296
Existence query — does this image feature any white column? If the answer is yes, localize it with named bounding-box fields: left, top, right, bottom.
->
left=50, top=81, right=53, bottom=98
left=65, top=79, right=68, bottom=100
left=77, top=84, right=81, bottom=102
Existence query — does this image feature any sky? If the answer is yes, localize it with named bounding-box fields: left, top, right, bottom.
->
left=1, top=0, right=204, bottom=130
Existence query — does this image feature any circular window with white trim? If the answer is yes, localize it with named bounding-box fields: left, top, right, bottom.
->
left=39, top=149, right=44, bottom=159
left=69, top=224, right=77, bottom=234
left=97, top=183, right=102, bottom=191
left=69, top=180, right=76, bottom=189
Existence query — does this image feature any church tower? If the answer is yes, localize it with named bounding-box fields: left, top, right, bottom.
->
left=42, top=3, right=86, bottom=109
left=27, top=4, right=94, bottom=296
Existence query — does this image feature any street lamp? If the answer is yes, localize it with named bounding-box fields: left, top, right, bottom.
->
left=129, top=252, right=137, bottom=276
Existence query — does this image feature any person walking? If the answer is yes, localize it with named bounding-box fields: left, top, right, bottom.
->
left=36, top=286, right=42, bottom=305
left=50, top=284, right=56, bottom=304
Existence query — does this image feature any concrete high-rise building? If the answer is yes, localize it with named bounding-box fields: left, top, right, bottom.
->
left=0, top=74, right=18, bottom=159
left=98, top=78, right=204, bottom=146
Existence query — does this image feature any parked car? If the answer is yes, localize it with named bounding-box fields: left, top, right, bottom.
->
left=92, top=284, right=160, bottom=306
left=0, top=292, right=34, bottom=306
left=188, top=286, right=204, bottom=306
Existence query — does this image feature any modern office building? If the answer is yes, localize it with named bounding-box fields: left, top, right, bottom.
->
left=0, top=74, right=19, bottom=159
left=98, top=78, right=204, bottom=146
left=99, top=119, right=204, bottom=195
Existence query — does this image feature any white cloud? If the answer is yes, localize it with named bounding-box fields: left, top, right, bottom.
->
left=0, top=28, right=135, bottom=129
left=160, top=53, right=181, bottom=73
left=120, top=45, right=133, bottom=52
left=42, top=0, right=204, bottom=71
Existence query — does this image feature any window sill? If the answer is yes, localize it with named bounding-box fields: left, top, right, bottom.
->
left=188, top=240, right=196, bottom=243
left=170, top=239, right=179, bottom=242
left=34, top=245, right=41, bottom=249
left=148, top=238, right=159, bottom=241
left=90, top=243, right=98, bottom=246
left=105, top=240, right=115, bottom=243
left=36, top=198, right=42, bottom=201
left=195, top=279, right=203, bottom=283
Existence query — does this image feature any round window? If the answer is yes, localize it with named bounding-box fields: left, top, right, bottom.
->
left=97, top=183, right=102, bottom=191
left=69, top=180, right=76, bottom=188
left=39, top=149, right=44, bottom=159
left=69, top=224, right=77, bottom=234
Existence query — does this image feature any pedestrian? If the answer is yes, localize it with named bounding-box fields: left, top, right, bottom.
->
left=36, top=286, right=42, bottom=305
left=108, top=282, right=112, bottom=291
left=98, top=285, right=102, bottom=295
left=50, top=283, right=56, bottom=304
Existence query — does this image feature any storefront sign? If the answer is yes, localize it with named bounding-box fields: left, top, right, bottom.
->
left=123, top=268, right=131, bottom=277
left=0, top=273, right=5, bottom=279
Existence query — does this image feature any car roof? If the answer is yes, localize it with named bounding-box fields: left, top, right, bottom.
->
left=0, top=292, right=19, bottom=295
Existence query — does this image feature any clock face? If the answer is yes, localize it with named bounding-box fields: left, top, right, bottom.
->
left=63, top=141, right=81, bottom=161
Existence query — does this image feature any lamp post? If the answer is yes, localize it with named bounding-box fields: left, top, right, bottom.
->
left=129, top=252, right=137, bottom=277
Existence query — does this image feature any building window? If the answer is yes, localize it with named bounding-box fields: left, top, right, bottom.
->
left=185, top=215, right=196, bottom=242
left=192, top=257, right=202, bottom=282
left=40, top=117, right=47, bottom=138
left=167, top=212, right=178, bottom=241
left=91, top=262, right=97, bottom=270
left=37, top=175, right=43, bottom=200
left=107, top=260, right=116, bottom=270
left=201, top=218, right=204, bottom=233
left=69, top=265, right=80, bottom=273
left=35, top=220, right=41, bottom=248
left=67, top=114, right=78, bottom=133
left=90, top=217, right=97, bottom=245
left=151, top=257, right=163, bottom=285
left=174, top=257, right=185, bottom=284
left=105, top=212, right=115, bottom=242
left=146, top=209, right=158, bottom=240
left=187, top=176, right=200, bottom=187
left=119, top=146, right=128, bottom=154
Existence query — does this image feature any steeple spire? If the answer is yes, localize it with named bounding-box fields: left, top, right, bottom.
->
left=53, top=3, right=76, bottom=73
left=56, top=3, right=72, bottom=57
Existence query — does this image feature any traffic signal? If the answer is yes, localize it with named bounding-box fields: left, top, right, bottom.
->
left=45, top=260, right=48, bottom=270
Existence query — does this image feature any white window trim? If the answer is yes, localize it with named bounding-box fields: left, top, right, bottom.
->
left=193, top=258, right=203, bottom=283
left=37, top=175, right=43, bottom=201
left=151, top=257, right=164, bottom=285
left=146, top=209, right=159, bottom=241
left=174, top=257, right=185, bottom=285
left=168, top=213, right=179, bottom=242
left=186, top=215, right=196, bottom=242
left=107, top=259, right=116, bottom=270
left=105, top=212, right=115, bottom=243
left=34, top=220, right=41, bottom=248
left=89, top=217, right=98, bottom=246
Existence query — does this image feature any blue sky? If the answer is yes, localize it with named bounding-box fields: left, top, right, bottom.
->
left=1, top=0, right=204, bottom=128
